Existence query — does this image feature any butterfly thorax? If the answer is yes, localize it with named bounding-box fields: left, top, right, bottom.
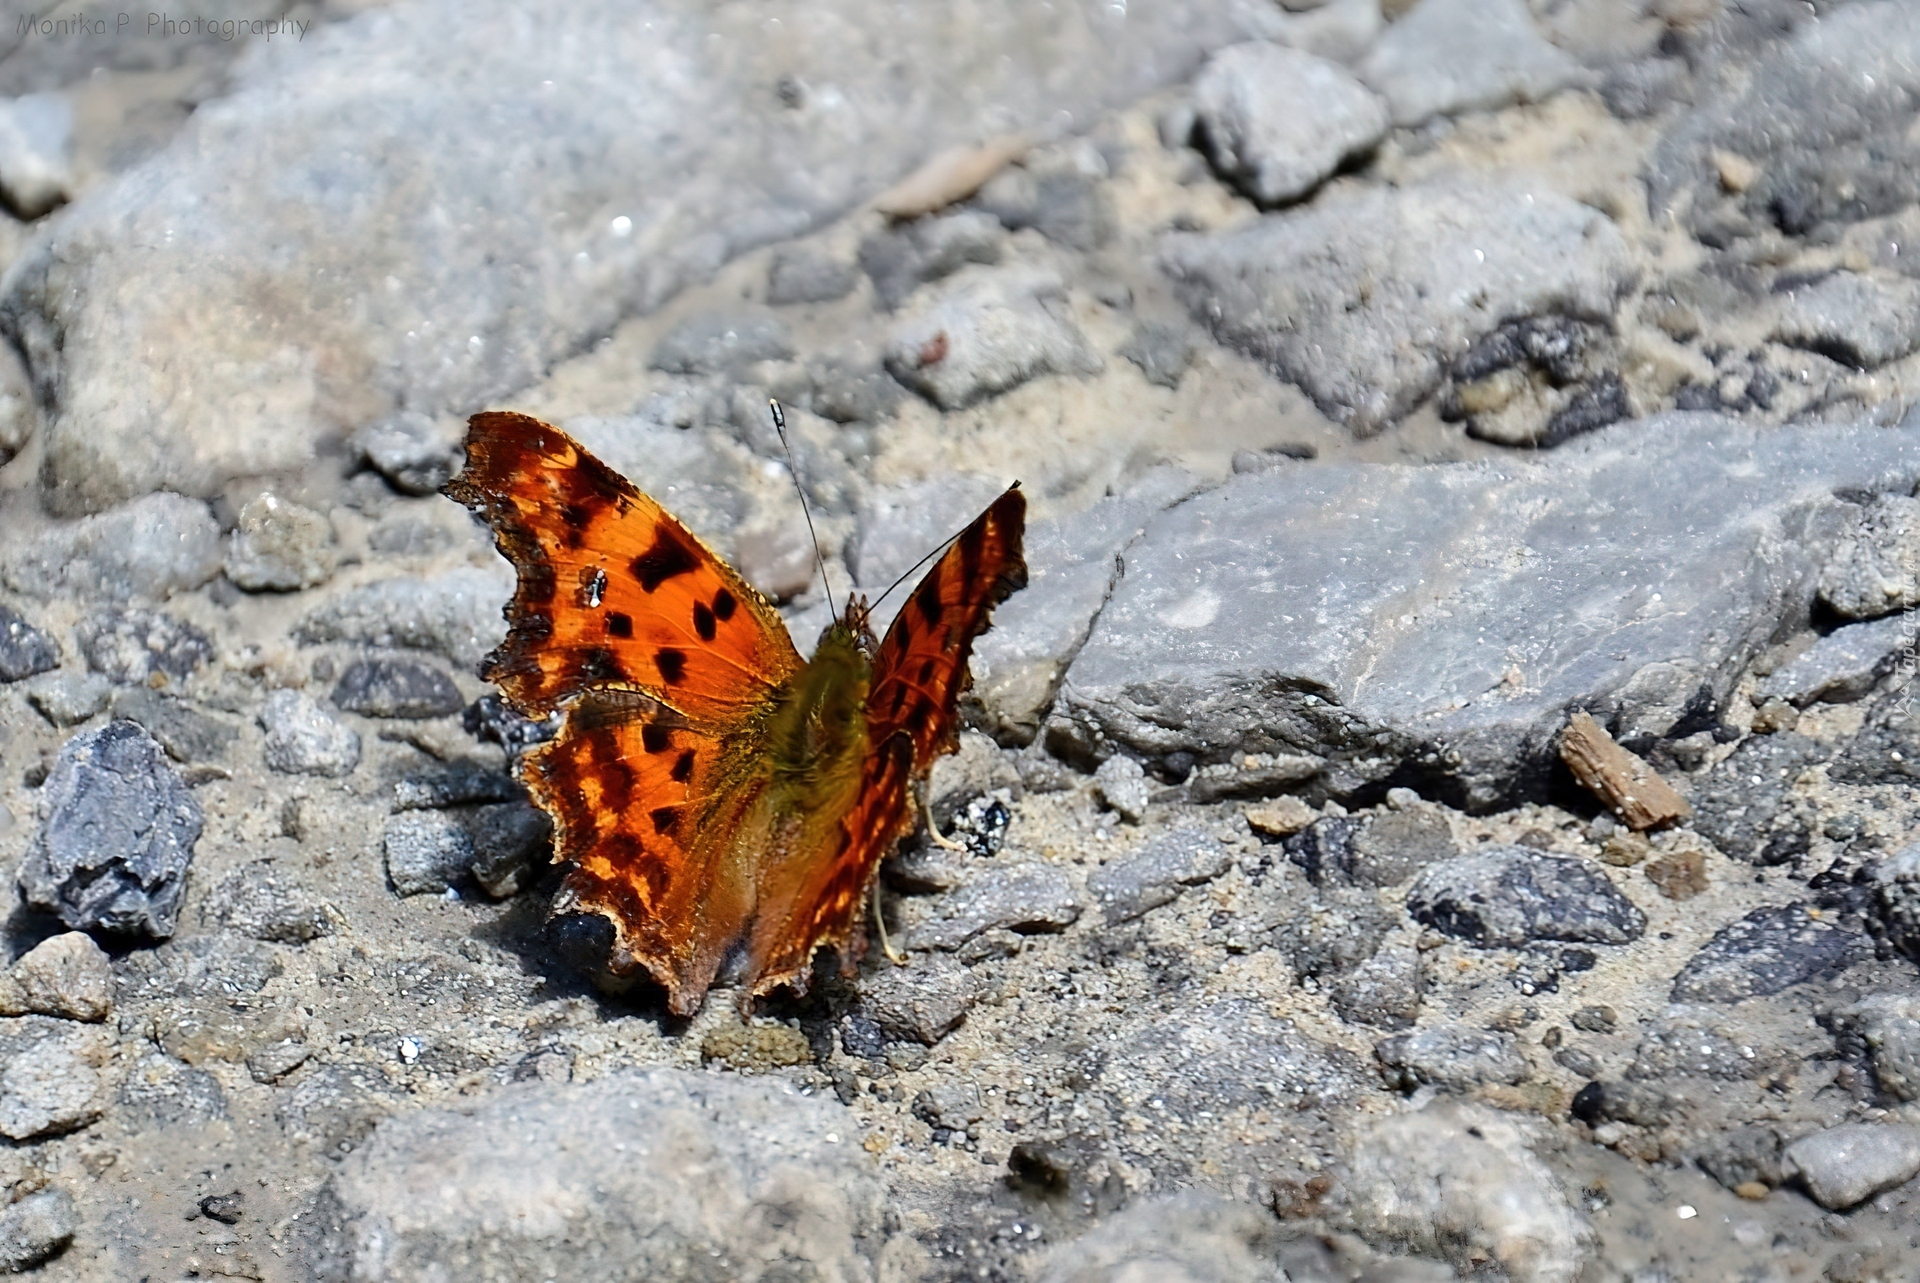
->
left=766, top=620, right=873, bottom=793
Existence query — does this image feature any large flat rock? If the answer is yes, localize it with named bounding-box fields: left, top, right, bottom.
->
left=1052, top=413, right=1920, bottom=809
left=0, top=0, right=1268, bottom=514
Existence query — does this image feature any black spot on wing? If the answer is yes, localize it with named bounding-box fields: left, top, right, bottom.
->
left=916, top=658, right=934, bottom=684
left=579, top=647, right=627, bottom=684
left=914, top=574, right=945, bottom=628
left=655, top=648, right=687, bottom=685
left=631, top=526, right=700, bottom=592
left=712, top=588, right=736, bottom=621
left=670, top=749, right=695, bottom=784
left=606, top=611, right=632, bottom=638
left=693, top=601, right=716, bottom=641
left=641, top=723, right=672, bottom=754
left=649, top=805, right=681, bottom=836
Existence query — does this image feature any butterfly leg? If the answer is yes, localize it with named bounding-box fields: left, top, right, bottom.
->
left=920, top=789, right=969, bottom=853
left=870, top=874, right=908, bottom=966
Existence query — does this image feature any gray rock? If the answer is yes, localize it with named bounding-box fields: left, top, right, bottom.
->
left=907, top=862, right=1081, bottom=951
left=392, top=762, right=524, bottom=812
left=294, top=564, right=512, bottom=670
left=0, top=493, right=222, bottom=603
left=23, top=671, right=109, bottom=727
left=330, top=656, right=464, bottom=719
left=108, top=688, right=238, bottom=764
left=1033, top=1193, right=1290, bottom=1283
left=926, top=730, right=1021, bottom=828
left=1346, top=807, right=1457, bottom=888
left=1116, top=322, right=1195, bottom=389
left=1771, top=272, right=1920, bottom=370
left=1374, top=1024, right=1528, bottom=1092
left=20, top=720, right=201, bottom=939
left=1669, top=904, right=1871, bottom=1004
left=1329, top=941, right=1424, bottom=1030
left=649, top=310, right=793, bottom=377
left=1838, top=994, right=1920, bottom=1103
left=971, top=141, right=1113, bottom=252
left=1407, top=848, right=1644, bottom=948
left=1191, top=43, right=1388, bottom=205
left=384, top=810, right=474, bottom=897
left=465, top=801, right=552, bottom=898
left=1784, top=1123, right=1920, bottom=1211
left=1269, top=882, right=1396, bottom=979
left=0, top=93, right=72, bottom=219
left=1336, top=1104, right=1594, bottom=1283
left=353, top=412, right=462, bottom=497
left=259, top=689, right=361, bottom=778
left=1569, top=1079, right=1680, bottom=1129
left=247, top=1040, right=313, bottom=1085
left=6, top=0, right=1263, bottom=516
left=276, top=1063, right=391, bottom=1155
left=0, top=1188, right=75, bottom=1273
left=118, top=1051, right=227, bottom=1128
left=1162, top=172, right=1633, bottom=435
left=1052, top=415, right=1920, bottom=809
left=1688, top=732, right=1823, bottom=865
left=1874, top=843, right=1920, bottom=960
left=0, top=604, right=57, bottom=682
left=911, top=1080, right=984, bottom=1131
left=201, top=861, right=335, bottom=944
left=859, top=953, right=977, bottom=1045
left=76, top=607, right=213, bottom=685
left=1627, top=1015, right=1789, bottom=1082
left=1646, top=2, right=1920, bottom=242
left=1819, top=493, right=1920, bottom=620
left=224, top=492, right=337, bottom=591
left=312, top=1068, right=890, bottom=1276
left=114, top=931, right=282, bottom=1000
left=1088, top=824, right=1232, bottom=925
left=807, top=361, right=905, bottom=424
left=974, top=466, right=1202, bottom=740
left=0, top=1017, right=112, bottom=1139
left=1832, top=692, right=1920, bottom=789
left=1354, top=0, right=1581, bottom=128
left=884, top=266, right=1101, bottom=410
left=766, top=247, right=857, bottom=306
left=0, top=933, right=113, bottom=1022
left=1693, top=1126, right=1787, bottom=1194
left=1091, top=755, right=1151, bottom=824
left=858, top=210, right=1004, bottom=311
left=1759, top=612, right=1918, bottom=707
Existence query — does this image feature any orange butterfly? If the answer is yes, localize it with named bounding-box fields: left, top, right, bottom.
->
left=445, top=411, right=1026, bottom=1015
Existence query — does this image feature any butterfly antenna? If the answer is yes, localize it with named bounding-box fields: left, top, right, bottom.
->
left=866, top=489, right=1017, bottom=618
left=769, top=398, right=836, bottom=617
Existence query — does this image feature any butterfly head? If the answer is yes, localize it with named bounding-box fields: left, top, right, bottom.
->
left=830, top=593, right=880, bottom=657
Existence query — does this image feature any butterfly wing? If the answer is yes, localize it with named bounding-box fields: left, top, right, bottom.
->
left=446, top=411, right=804, bottom=724
left=446, top=412, right=805, bottom=1014
left=744, top=485, right=1028, bottom=996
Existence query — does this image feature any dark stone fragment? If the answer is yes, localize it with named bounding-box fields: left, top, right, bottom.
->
left=1669, top=904, right=1871, bottom=1003
left=1570, top=1004, right=1616, bottom=1033
left=1570, top=1079, right=1676, bottom=1127
left=1689, top=732, right=1825, bottom=863
left=1541, top=372, right=1630, bottom=447
left=19, top=721, right=201, bottom=939
left=547, top=912, right=615, bottom=975
left=1553, top=1046, right=1601, bottom=1078
left=1694, top=1126, right=1785, bottom=1193
left=392, top=760, right=524, bottom=811
left=839, top=1012, right=888, bottom=1060
left=461, top=694, right=559, bottom=757
left=1347, top=808, right=1456, bottom=888
left=198, top=1192, right=243, bottom=1225
left=1283, top=816, right=1359, bottom=885
left=0, top=605, right=58, bottom=682
left=1830, top=697, right=1920, bottom=788
left=108, top=688, right=238, bottom=763
left=1450, top=315, right=1592, bottom=384
left=76, top=608, right=212, bottom=685
left=1406, top=847, right=1645, bottom=947
left=1117, top=323, right=1195, bottom=389
left=332, top=657, right=464, bottom=719
left=1008, top=1141, right=1073, bottom=1195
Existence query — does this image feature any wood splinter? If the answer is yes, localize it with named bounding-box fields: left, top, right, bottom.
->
left=1558, top=710, right=1692, bottom=832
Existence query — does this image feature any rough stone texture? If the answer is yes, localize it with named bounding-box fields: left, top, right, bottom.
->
left=464, top=802, right=553, bottom=899
left=200, top=862, right=335, bottom=944
left=0, top=493, right=221, bottom=602
left=1784, top=1124, right=1920, bottom=1211
left=1627, top=1015, right=1791, bottom=1083
left=1669, top=904, right=1871, bottom=1004
left=1335, top=1105, right=1594, bottom=1283
left=907, top=863, right=1082, bottom=951
left=1688, top=732, right=1824, bottom=865
left=0, top=1188, right=76, bottom=1274
left=274, top=1063, right=389, bottom=1154
left=24, top=671, right=109, bottom=728
left=1031, top=1194, right=1291, bottom=1283
left=294, top=564, right=512, bottom=670
left=1269, top=882, right=1396, bottom=980
left=1345, top=807, right=1456, bottom=888
left=384, top=810, right=474, bottom=898
left=1873, top=843, right=1920, bottom=961
left=1819, top=493, right=1920, bottom=620
left=859, top=210, right=1004, bottom=311
left=858, top=953, right=978, bottom=1046
left=1374, top=1025, right=1528, bottom=1092
left=0, top=1017, right=113, bottom=1140
left=1091, top=754, right=1150, bottom=824
left=108, top=688, right=238, bottom=764
left=1088, top=824, right=1232, bottom=925
left=649, top=310, right=793, bottom=377
left=224, top=492, right=337, bottom=591
left=117, top=1051, right=227, bottom=1129
left=1354, top=0, right=1580, bottom=127
left=0, top=603, right=58, bottom=682
left=0, top=0, right=1270, bottom=515
left=311, top=1068, right=892, bottom=1280
left=330, top=655, right=465, bottom=719
left=1770, top=271, right=1920, bottom=370
left=19, top=720, right=201, bottom=939
left=766, top=246, right=857, bottom=306
left=75, top=607, right=213, bottom=685
left=1329, top=940, right=1424, bottom=1030
left=1162, top=172, right=1632, bottom=435
left=1052, top=415, right=1920, bottom=810
left=259, top=689, right=362, bottom=778
left=1832, top=693, right=1920, bottom=789
left=1191, top=43, right=1388, bottom=206
left=1406, top=848, right=1645, bottom=948
left=884, top=266, right=1101, bottom=410
left=973, top=140, right=1115, bottom=252
left=0, top=92, right=74, bottom=218
left=353, top=412, right=461, bottom=496
left=1844, top=995, right=1920, bottom=1103
left=1646, top=2, right=1920, bottom=243
left=0, top=933, right=113, bottom=1022
left=1759, top=612, right=1918, bottom=707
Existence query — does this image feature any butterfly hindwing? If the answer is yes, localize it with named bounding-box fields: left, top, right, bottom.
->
left=445, top=411, right=803, bottom=723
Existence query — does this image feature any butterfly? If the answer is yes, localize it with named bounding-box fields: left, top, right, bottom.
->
left=445, top=411, right=1026, bottom=1015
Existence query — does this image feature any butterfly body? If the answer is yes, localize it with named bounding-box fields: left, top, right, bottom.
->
left=445, top=412, right=1026, bottom=1015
